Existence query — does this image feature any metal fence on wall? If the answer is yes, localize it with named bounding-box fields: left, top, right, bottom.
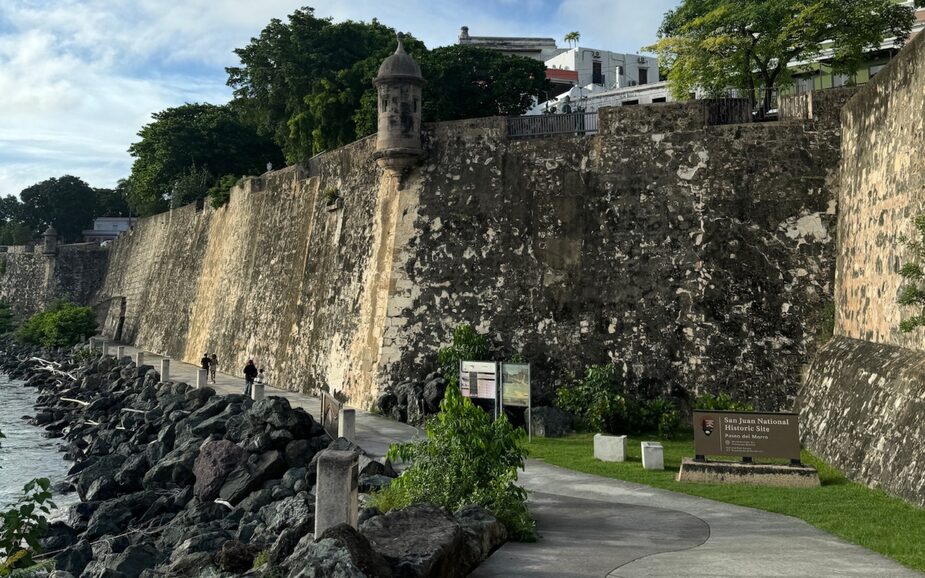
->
left=702, top=88, right=780, bottom=126
left=507, top=112, right=598, bottom=139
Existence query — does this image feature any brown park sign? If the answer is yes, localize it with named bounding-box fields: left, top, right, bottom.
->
left=693, top=410, right=801, bottom=461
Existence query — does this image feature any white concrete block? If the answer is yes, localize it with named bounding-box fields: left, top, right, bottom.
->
left=314, top=450, right=359, bottom=536
left=338, top=408, right=356, bottom=442
left=197, top=369, right=208, bottom=389
left=136, top=351, right=145, bottom=366
left=593, top=433, right=627, bottom=462
left=642, top=441, right=664, bottom=470
left=160, top=358, right=170, bottom=383
left=117, top=346, right=125, bottom=359
left=252, top=383, right=265, bottom=402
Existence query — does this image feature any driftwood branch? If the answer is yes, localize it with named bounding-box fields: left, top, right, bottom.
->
left=28, top=357, right=77, bottom=380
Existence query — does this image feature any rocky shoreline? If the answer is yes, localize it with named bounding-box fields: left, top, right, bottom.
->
left=1, top=341, right=506, bottom=578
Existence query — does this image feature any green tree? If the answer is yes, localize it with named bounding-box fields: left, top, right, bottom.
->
left=228, top=9, right=425, bottom=161
left=18, top=176, right=97, bottom=243
left=564, top=31, right=581, bottom=48
left=648, top=0, right=921, bottom=100
left=373, top=384, right=536, bottom=541
left=93, top=181, right=131, bottom=216
left=127, top=103, right=283, bottom=216
left=207, top=174, right=241, bottom=209
left=420, top=45, right=550, bottom=123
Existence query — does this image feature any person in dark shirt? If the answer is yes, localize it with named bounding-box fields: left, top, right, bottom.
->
left=200, top=354, right=211, bottom=372
left=243, top=360, right=258, bottom=397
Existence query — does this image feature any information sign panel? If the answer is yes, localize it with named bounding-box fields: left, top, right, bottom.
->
left=459, top=361, right=498, bottom=400
left=693, top=410, right=801, bottom=461
left=500, top=363, right=530, bottom=407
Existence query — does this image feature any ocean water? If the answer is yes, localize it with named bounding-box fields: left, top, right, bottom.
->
left=0, top=374, right=74, bottom=512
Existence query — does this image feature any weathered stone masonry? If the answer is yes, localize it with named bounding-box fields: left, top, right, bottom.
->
left=801, top=30, right=925, bottom=506
left=0, top=240, right=108, bottom=318
left=94, top=96, right=846, bottom=413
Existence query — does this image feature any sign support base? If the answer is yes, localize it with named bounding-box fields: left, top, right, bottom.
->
left=676, top=458, right=820, bottom=488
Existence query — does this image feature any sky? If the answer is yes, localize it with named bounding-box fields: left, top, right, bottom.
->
left=0, top=0, right=679, bottom=196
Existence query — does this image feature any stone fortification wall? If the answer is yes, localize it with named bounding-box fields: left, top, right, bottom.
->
left=99, top=137, right=396, bottom=406
left=801, top=31, right=925, bottom=505
left=98, top=99, right=843, bottom=411
left=384, top=104, right=842, bottom=409
left=0, top=244, right=108, bottom=318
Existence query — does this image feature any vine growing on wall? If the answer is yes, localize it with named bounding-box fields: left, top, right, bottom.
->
left=896, top=215, right=925, bottom=332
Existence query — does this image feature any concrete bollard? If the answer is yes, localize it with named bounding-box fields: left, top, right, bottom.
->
left=642, top=442, right=665, bottom=470
left=197, top=369, right=208, bottom=389
left=88, top=337, right=98, bottom=350
left=593, top=433, right=627, bottom=462
left=136, top=351, right=145, bottom=367
left=102, top=342, right=109, bottom=357
left=117, top=346, right=125, bottom=359
left=338, top=408, right=356, bottom=442
left=252, top=382, right=265, bottom=402
left=160, top=358, right=170, bottom=383
left=314, top=450, right=359, bottom=536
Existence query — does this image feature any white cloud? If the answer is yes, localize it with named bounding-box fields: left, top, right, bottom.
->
left=0, top=0, right=678, bottom=195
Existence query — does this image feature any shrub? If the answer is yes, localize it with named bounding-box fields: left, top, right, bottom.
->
left=436, top=324, right=490, bottom=384
left=897, top=215, right=925, bottom=332
left=323, top=185, right=339, bottom=204
left=556, top=364, right=682, bottom=437
left=371, top=384, right=536, bottom=541
left=694, top=392, right=755, bottom=412
left=556, top=364, right=626, bottom=433
left=208, top=174, right=241, bottom=209
left=16, top=301, right=97, bottom=348
left=0, top=478, right=55, bottom=574
left=0, top=301, right=13, bottom=334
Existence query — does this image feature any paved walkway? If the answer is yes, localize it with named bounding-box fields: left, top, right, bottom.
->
left=112, top=344, right=919, bottom=577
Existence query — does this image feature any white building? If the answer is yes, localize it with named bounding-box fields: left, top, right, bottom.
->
left=528, top=81, right=672, bottom=115
left=545, top=47, right=658, bottom=90
left=83, top=217, right=136, bottom=243
left=457, top=27, right=563, bottom=61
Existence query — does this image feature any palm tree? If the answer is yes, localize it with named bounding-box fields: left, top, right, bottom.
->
left=564, top=31, right=580, bottom=48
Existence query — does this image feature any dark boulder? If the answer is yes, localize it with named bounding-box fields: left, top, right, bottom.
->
left=216, top=540, right=262, bottom=573
left=81, top=542, right=165, bottom=578
left=362, top=505, right=465, bottom=578
left=74, top=454, right=123, bottom=501
left=258, top=492, right=313, bottom=534
left=376, top=391, right=397, bottom=416
left=454, top=505, right=508, bottom=571
left=284, top=439, right=315, bottom=468
left=218, top=467, right=261, bottom=505
left=530, top=406, right=573, bottom=437
left=193, top=439, right=247, bottom=501
left=54, top=539, right=93, bottom=577
left=423, top=378, right=447, bottom=413
left=318, top=523, right=393, bottom=578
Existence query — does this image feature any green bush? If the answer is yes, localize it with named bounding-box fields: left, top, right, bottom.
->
left=556, top=364, right=681, bottom=438
left=0, top=301, right=14, bottom=334
left=371, top=384, right=536, bottom=541
left=16, top=301, right=97, bottom=348
left=0, top=476, right=55, bottom=575
left=207, top=174, right=241, bottom=209
left=694, top=392, right=755, bottom=412
left=436, top=324, right=490, bottom=384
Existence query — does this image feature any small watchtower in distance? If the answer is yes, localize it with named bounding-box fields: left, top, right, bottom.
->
left=42, top=226, right=58, bottom=255
left=373, top=33, right=425, bottom=173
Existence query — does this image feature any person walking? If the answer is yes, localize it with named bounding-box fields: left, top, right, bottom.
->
left=200, top=353, right=211, bottom=373
left=209, top=353, right=218, bottom=383
left=243, top=359, right=258, bottom=397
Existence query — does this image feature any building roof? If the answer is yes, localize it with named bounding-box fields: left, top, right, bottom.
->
left=374, top=34, right=424, bottom=85
left=546, top=69, right=579, bottom=83
left=457, top=26, right=558, bottom=54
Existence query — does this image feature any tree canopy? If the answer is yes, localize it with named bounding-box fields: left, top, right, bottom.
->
left=420, top=46, right=549, bottom=123
left=18, top=176, right=98, bottom=243
left=227, top=9, right=426, bottom=162
left=648, top=0, right=922, bottom=98
left=227, top=7, right=549, bottom=162
left=127, top=103, right=283, bottom=216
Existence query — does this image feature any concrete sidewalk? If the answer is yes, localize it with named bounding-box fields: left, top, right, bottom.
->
left=108, top=343, right=919, bottom=577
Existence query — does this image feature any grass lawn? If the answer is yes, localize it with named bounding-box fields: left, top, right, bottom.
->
left=527, top=432, right=925, bottom=572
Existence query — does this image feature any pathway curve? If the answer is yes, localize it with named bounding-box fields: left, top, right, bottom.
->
left=112, top=344, right=919, bottom=577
